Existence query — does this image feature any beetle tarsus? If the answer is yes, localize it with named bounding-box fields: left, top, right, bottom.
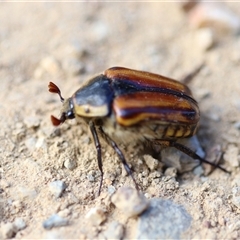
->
left=89, top=121, right=104, bottom=196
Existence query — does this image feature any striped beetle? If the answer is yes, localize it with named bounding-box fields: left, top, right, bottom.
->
left=49, top=67, right=228, bottom=194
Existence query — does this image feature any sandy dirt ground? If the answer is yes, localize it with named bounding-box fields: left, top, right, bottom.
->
left=1, top=2, right=240, bottom=239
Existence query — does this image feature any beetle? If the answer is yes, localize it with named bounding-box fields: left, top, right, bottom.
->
left=48, top=66, right=228, bottom=195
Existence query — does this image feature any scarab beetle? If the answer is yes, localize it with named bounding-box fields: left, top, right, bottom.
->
left=49, top=67, right=228, bottom=195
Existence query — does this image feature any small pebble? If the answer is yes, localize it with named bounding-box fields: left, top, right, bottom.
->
left=42, top=214, right=68, bottom=229
left=35, top=137, right=47, bottom=150
left=16, top=122, right=24, bottom=129
left=1, top=180, right=10, bottom=189
left=24, top=116, right=40, bottom=129
left=224, top=144, right=239, bottom=168
left=107, top=185, right=116, bottom=195
left=34, top=67, right=44, bottom=79
left=218, top=215, right=226, bottom=226
left=102, top=221, right=124, bottom=239
left=49, top=180, right=67, bottom=198
left=206, top=111, right=221, bottom=122
left=43, top=230, right=64, bottom=239
left=25, top=137, right=37, bottom=151
left=85, top=207, right=106, bottom=226
left=231, top=177, right=240, bottom=188
left=231, top=187, right=240, bottom=209
left=234, top=121, right=240, bottom=130
left=87, top=173, right=95, bottom=182
left=36, top=59, right=58, bottom=78
left=58, top=209, right=71, bottom=218
left=63, top=158, right=77, bottom=171
left=194, top=28, right=215, bottom=51
left=16, top=187, right=37, bottom=199
left=164, top=167, right=177, bottom=178
left=40, top=56, right=60, bottom=75
left=230, top=220, right=240, bottom=231
left=60, top=149, right=77, bottom=170
left=187, top=2, right=240, bottom=34
left=143, top=155, right=159, bottom=171
left=63, top=42, right=88, bottom=59
left=12, top=127, right=25, bottom=139
left=203, top=144, right=222, bottom=174
left=165, top=179, right=179, bottom=191
left=104, top=177, right=113, bottom=186
left=90, top=21, right=109, bottom=42
left=201, top=182, right=211, bottom=192
left=193, top=165, right=204, bottom=176
left=111, top=187, right=149, bottom=218
left=136, top=199, right=191, bottom=239
left=161, top=148, right=181, bottom=171
left=13, top=218, right=26, bottom=231
left=1, top=222, right=17, bottom=238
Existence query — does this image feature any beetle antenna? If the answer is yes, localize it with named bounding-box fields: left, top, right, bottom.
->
left=48, top=82, right=65, bottom=102
left=51, top=115, right=65, bottom=126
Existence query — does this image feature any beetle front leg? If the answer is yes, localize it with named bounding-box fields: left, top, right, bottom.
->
left=89, top=121, right=104, bottom=196
left=152, top=140, right=229, bottom=173
left=99, top=127, right=139, bottom=191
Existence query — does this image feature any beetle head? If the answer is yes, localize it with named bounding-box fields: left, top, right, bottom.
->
left=48, top=82, right=75, bottom=126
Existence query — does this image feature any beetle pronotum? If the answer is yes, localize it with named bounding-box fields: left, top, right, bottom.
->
left=49, top=67, right=228, bottom=195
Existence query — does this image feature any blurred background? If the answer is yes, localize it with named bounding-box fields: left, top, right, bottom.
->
left=1, top=2, right=240, bottom=239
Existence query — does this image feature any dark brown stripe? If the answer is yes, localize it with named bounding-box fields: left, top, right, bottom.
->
left=105, top=67, right=197, bottom=105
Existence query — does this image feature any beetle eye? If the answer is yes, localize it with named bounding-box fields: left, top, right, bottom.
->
left=67, top=111, right=75, bottom=119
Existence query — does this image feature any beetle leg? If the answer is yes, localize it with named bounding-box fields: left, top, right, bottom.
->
left=89, top=121, right=104, bottom=196
left=99, top=127, right=139, bottom=191
left=153, top=140, right=230, bottom=174
left=171, top=142, right=230, bottom=173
